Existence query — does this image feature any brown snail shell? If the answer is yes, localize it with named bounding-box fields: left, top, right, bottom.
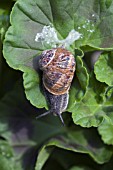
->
left=37, top=47, right=76, bottom=125
left=38, top=48, right=75, bottom=95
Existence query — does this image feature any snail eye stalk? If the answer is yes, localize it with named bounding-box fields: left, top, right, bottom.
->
left=57, top=114, right=65, bottom=126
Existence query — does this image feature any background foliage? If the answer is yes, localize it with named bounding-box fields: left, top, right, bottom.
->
left=1, top=0, right=113, bottom=169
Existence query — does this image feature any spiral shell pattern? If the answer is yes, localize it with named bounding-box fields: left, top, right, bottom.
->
left=39, top=48, right=75, bottom=95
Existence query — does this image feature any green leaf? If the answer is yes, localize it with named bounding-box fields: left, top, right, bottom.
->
left=69, top=166, right=93, bottom=170
left=0, top=81, right=65, bottom=144
left=101, top=156, right=113, bottom=170
left=0, top=82, right=65, bottom=169
left=0, top=140, right=13, bottom=159
left=72, top=0, right=113, bottom=50
left=0, top=9, right=8, bottom=40
left=23, top=69, right=47, bottom=109
left=0, top=140, right=19, bottom=170
left=94, top=52, right=113, bottom=86
left=68, top=56, right=89, bottom=109
left=69, top=73, right=113, bottom=127
left=0, top=81, right=112, bottom=168
left=35, top=127, right=112, bottom=169
left=0, top=0, right=12, bottom=41
left=76, top=56, right=89, bottom=91
left=98, top=112, right=113, bottom=145
left=0, top=155, right=13, bottom=170
left=3, top=0, right=113, bottom=110
left=35, top=146, right=54, bottom=170
left=0, top=152, right=22, bottom=170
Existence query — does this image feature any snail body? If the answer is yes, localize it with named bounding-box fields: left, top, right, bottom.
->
left=37, top=48, right=75, bottom=125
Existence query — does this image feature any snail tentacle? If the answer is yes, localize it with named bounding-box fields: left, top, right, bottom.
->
left=36, top=110, right=52, bottom=119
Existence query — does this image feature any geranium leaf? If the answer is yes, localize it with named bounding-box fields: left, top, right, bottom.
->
left=94, top=52, right=113, bottom=86
left=35, top=127, right=112, bottom=169
left=98, top=112, right=113, bottom=145
left=0, top=140, right=21, bottom=170
left=3, top=0, right=113, bottom=110
left=69, top=73, right=113, bottom=127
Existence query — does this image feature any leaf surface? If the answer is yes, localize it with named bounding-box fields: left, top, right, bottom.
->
left=3, top=0, right=113, bottom=109
left=94, top=52, right=113, bottom=86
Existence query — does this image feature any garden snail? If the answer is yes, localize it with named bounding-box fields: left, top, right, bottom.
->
left=36, top=47, right=75, bottom=125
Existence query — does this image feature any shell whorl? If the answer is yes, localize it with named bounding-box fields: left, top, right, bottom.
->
left=39, top=48, right=75, bottom=95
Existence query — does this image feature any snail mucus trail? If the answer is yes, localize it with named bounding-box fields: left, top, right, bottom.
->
left=36, top=47, right=75, bottom=125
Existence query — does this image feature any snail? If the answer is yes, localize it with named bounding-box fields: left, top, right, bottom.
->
left=36, top=47, right=75, bottom=125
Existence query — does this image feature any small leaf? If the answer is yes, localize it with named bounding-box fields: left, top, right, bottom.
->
left=94, top=52, right=113, bottom=86
left=0, top=140, right=13, bottom=159
left=98, top=113, right=113, bottom=145
left=0, top=3, right=11, bottom=41
left=35, top=146, right=53, bottom=170
left=69, top=73, right=113, bottom=127
left=0, top=140, right=15, bottom=170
